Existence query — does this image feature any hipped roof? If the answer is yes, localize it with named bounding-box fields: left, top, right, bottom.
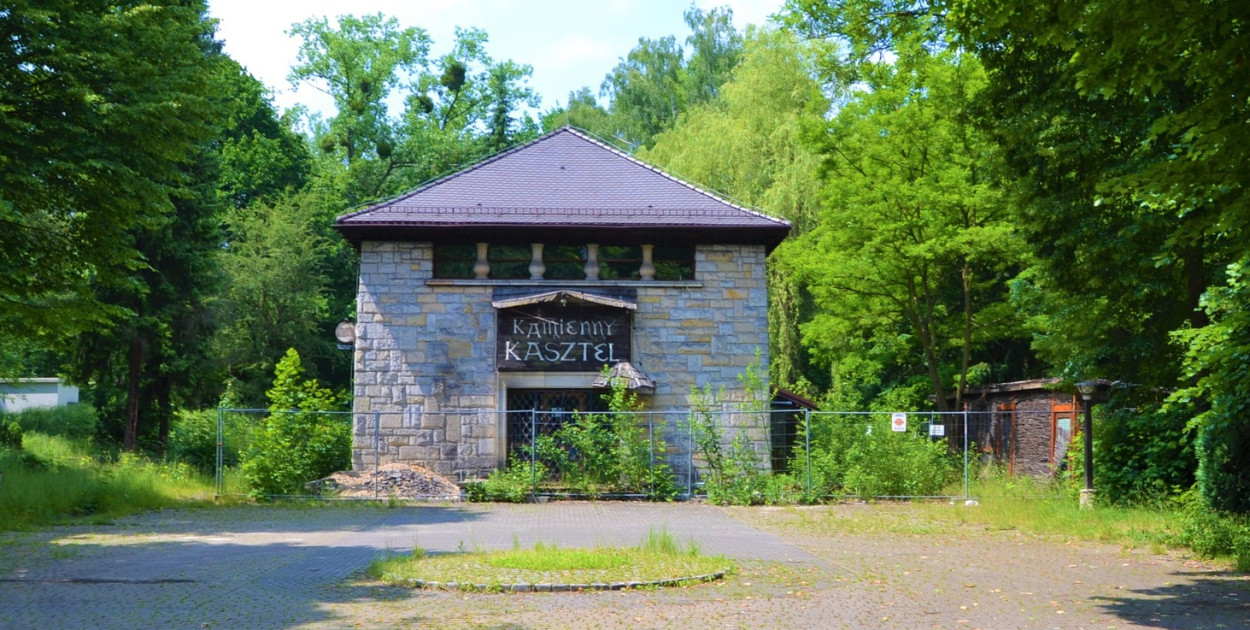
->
left=334, top=127, right=791, bottom=250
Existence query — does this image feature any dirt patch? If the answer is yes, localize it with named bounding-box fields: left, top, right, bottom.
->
left=307, top=463, right=462, bottom=500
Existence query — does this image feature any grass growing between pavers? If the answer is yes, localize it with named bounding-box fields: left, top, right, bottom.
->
left=368, top=526, right=734, bottom=591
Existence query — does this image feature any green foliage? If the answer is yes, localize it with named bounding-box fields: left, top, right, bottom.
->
left=785, top=39, right=1029, bottom=412
left=0, top=421, right=22, bottom=449
left=1094, top=403, right=1194, bottom=504
left=212, top=197, right=333, bottom=406
left=690, top=356, right=797, bottom=505
left=1170, top=489, right=1250, bottom=570
left=0, top=0, right=224, bottom=343
left=465, top=458, right=544, bottom=503
left=800, top=415, right=960, bottom=499
left=1175, top=259, right=1250, bottom=513
left=240, top=349, right=349, bottom=497
left=526, top=376, right=676, bottom=500
left=168, top=409, right=253, bottom=474
left=0, top=432, right=214, bottom=530
left=0, top=405, right=98, bottom=441
left=599, top=6, right=745, bottom=149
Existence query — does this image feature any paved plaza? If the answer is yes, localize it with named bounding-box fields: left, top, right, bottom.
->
left=0, top=501, right=1246, bottom=629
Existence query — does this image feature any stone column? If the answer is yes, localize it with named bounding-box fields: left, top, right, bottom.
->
left=473, top=242, right=490, bottom=279
left=529, top=243, right=545, bottom=280
left=584, top=243, right=600, bottom=280
left=640, top=244, right=656, bottom=281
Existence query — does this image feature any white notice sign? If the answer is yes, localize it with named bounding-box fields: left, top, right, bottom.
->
left=929, top=423, right=945, bottom=437
left=891, top=412, right=907, bottom=432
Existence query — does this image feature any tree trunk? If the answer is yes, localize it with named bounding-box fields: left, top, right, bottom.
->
left=157, top=374, right=172, bottom=454
left=957, top=261, right=973, bottom=411
left=123, top=333, right=143, bottom=452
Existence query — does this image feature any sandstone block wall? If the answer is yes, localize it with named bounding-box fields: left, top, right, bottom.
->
left=351, top=241, right=771, bottom=481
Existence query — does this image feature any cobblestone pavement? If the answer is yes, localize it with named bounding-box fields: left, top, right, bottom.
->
left=0, top=502, right=1246, bottom=629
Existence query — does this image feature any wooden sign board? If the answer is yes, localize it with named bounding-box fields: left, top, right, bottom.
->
left=497, top=303, right=632, bottom=372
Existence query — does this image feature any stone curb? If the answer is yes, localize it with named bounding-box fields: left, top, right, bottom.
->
left=404, top=570, right=727, bottom=593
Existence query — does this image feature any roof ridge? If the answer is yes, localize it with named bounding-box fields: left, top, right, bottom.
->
left=337, top=128, right=577, bottom=221
left=560, top=127, right=791, bottom=228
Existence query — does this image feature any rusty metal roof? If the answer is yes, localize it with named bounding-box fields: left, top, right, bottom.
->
left=334, top=127, right=791, bottom=249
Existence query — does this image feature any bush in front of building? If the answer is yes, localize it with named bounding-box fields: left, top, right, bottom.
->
left=465, top=458, right=548, bottom=503
left=240, top=349, right=349, bottom=498
left=526, top=379, right=677, bottom=500
left=799, top=415, right=960, bottom=499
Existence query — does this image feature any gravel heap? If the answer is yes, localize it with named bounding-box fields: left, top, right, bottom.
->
left=308, top=463, right=463, bottom=500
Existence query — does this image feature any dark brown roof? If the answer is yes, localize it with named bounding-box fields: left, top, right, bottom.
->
left=334, top=127, right=791, bottom=249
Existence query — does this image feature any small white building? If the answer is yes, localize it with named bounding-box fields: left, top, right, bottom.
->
left=0, top=378, right=80, bottom=413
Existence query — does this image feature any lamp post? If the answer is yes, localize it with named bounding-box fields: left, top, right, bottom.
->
left=1075, top=380, right=1099, bottom=509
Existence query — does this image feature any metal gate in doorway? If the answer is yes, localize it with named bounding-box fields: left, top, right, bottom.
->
left=505, top=389, right=607, bottom=457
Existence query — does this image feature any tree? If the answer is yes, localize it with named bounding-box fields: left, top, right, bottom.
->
left=782, top=0, right=1246, bottom=504
left=600, top=6, right=747, bottom=149
left=0, top=0, right=223, bottom=354
left=69, top=50, right=313, bottom=451
left=241, top=347, right=349, bottom=497
left=212, top=194, right=333, bottom=407
left=288, top=13, right=431, bottom=205
left=640, top=28, right=828, bottom=391
left=786, top=41, right=1027, bottom=411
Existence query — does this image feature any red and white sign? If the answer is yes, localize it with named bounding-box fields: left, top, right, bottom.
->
left=891, top=412, right=908, bottom=432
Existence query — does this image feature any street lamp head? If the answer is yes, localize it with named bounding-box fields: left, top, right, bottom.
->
left=334, top=320, right=356, bottom=345
left=1076, top=380, right=1099, bottom=401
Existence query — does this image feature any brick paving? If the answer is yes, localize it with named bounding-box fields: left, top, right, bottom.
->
left=0, top=502, right=1245, bottom=629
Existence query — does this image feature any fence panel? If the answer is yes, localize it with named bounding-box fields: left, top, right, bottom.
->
left=214, top=406, right=1050, bottom=502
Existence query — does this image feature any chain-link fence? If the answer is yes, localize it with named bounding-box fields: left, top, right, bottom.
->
left=215, top=407, right=1064, bottom=501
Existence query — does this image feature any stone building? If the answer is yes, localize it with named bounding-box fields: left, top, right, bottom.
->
left=333, top=127, right=791, bottom=481
left=958, top=379, right=1081, bottom=477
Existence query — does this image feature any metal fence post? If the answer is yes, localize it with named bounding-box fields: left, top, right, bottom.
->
left=530, top=409, right=537, bottom=498
left=687, top=414, right=695, bottom=498
left=374, top=410, right=381, bottom=501
left=804, top=408, right=812, bottom=499
left=215, top=407, right=224, bottom=498
left=648, top=413, right=655, bottom=498
left=963, top=409, right=970, bottom=499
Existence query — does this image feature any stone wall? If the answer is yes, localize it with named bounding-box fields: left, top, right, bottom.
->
left=351, top=241, right=772, bottom=482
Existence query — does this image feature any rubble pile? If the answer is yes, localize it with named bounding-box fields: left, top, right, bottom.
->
left=308, top=463, right=463, bottom=500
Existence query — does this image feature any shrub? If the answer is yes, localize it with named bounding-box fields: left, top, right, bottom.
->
left=466, top=458, right=545, bottom=503
left=799, top=414, right=960, bottom=499
left=525, top=374, right=676, bottom=500
left=169, top=409, right=253, bottom=473
left=240, top=349, right=349, bottom=497
left=690, top=356, right=795, bottom=506
left=0, top=421, right=22, bottom=449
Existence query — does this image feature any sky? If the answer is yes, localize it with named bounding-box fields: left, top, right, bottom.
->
left=207, top=0, right=787, bottom=119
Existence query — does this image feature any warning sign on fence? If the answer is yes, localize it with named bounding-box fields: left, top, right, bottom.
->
left=891, top=412, right=907, bottom=432
left=929, top=423, right=945, bottom=437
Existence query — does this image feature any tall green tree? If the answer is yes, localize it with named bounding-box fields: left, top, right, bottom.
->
left=69, top=52, right=309, bottom=451
left=787, top=40, right=1027, bottom=411
left=783, top=0, right=1242, bottom=503
left=288, top=12, right=431, bottom=205
left=641, top=28, right=828, bottom=392
left=600, top=5, right=746, bottom=149
left=0, top=0, right=223, bottom=358
left=212, top=194, right=333, bottom=407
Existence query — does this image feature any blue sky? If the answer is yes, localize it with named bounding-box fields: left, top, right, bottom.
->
left=207, top=0, right=785, bottom=118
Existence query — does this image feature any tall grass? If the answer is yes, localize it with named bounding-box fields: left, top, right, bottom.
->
left=0, top=432, right=216, bottom=530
